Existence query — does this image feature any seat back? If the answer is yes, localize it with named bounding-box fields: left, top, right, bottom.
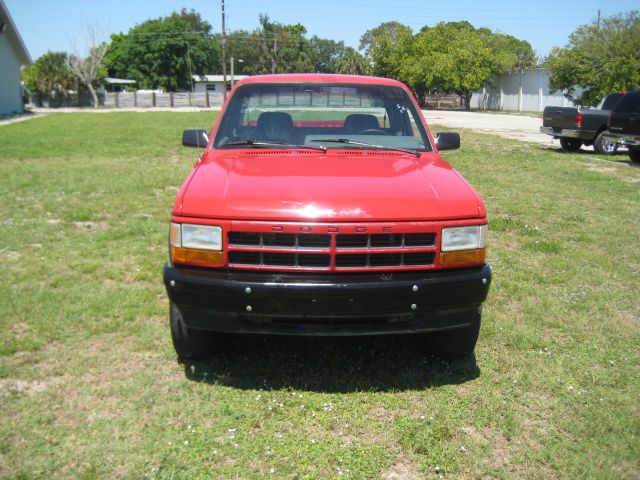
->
left=255, top=112, right=294, bottom=143
left=343, top=114, right=380, bottom=133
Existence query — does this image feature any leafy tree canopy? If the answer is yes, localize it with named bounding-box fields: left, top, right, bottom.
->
left=104, top=11, right=354, bottom=88
left=360, top=21, right=535, bottom=107
left=545, top=11, right=640, bottom=107
left=104, top=9, right=220, bottom=91
left=359, top=21, right=413, bottom=78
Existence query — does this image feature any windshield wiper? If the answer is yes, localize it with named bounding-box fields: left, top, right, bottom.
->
left=310, top=138, right=421, bottom=157
left=220, top=140, right=326, bottom=152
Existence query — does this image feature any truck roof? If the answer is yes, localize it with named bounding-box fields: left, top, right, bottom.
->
left=234, top=73, right=407, bottom=88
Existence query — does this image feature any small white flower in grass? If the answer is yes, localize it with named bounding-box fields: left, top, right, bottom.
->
left=567, top=385, right=574, bottom=392
left=228, top=428, right=236, bottom=433
left=269, top=467, right=276, bottom=474
left=420, top=415, right=426, bottom=420
left=184, top=440, right=189, bottom=446
left=460, top=446, right=467, bottom=452
left=256, top=394, right=261, bottom=400
left=310, top=439, right=316, bottom=444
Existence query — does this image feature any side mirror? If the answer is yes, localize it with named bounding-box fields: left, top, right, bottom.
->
left=435, top=132, right=460, bottom=151
left=182, top=129, right=209, bottom=148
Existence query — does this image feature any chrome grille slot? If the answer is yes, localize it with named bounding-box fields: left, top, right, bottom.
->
left=263, top=233, right=295, bottom=247
left=336, top=234, right=368, bottom=248
left=404, top=233, right=436, bottom=246
left=228, top=232, right=261, bottom=245
left=298, top=234, right=331, bottom=248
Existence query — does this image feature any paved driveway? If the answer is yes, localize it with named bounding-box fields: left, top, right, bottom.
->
left=422, top=110, right=556, bottom=147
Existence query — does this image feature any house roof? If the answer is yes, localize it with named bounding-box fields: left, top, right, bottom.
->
left=192, top=75, right=250, bottom=83
left=0, top=0, right=32, bottom=65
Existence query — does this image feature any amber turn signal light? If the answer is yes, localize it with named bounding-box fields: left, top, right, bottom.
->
left=171, top=247, right=224, bottom=266
left=440, top=248, right=485, bottom=267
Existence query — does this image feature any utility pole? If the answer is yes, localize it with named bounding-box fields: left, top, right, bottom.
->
left=597, top=9, right=601, bottom=29
left=221, top=0, right=227, bottom=100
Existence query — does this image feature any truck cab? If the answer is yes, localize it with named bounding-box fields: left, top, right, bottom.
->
left=164, top=74, right=491, bottom=360
left=605, top=89, right=640, bottom=164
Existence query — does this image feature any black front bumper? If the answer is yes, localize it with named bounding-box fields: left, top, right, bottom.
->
left=163, top=264, right=492, bottom=336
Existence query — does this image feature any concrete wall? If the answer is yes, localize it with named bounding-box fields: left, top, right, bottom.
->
left=0, top=33, right=24, bottom=115
left=471, top=69, right=579, bottom=112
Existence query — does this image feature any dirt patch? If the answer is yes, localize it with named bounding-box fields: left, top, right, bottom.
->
left=462, top=426, right=512, bottom=469
left=73, top=221, right=108, bottom=231
left=0, top=378, right=49, bottom=398
left=586, top=166, right=617, bottom=174
left=381, top=453, right=423, bottom=480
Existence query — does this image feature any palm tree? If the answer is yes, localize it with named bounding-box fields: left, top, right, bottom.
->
left=335, top=47, right=371, bottom=75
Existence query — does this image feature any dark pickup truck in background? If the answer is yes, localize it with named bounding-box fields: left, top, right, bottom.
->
left=540, top=92, right=625, bottom=154
left=604, top=89, right=640, bottom=164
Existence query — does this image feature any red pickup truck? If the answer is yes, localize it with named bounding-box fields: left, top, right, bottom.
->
left=163, top=74, right=491, bottom=360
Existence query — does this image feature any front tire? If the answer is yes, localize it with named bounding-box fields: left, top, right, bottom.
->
left=559, top=138, right=582, bottom=152
left=431, top=308, right=481, bottom=360
left=630, top=149, right=640, bottom=164
left=593, top=131, right=618, bottom=155
left=170, top=303, right=215, bottom=359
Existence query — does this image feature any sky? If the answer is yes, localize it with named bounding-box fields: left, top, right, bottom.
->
left=5, top=0, right=638, bottom=62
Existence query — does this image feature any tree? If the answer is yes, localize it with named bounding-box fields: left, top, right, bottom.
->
left=308, top=36, right=345, bottom=73
left=104, top=9, right=220, bottom=91
left=68, top=25, right=108, bottom=108
left=365, top=21, right=534, bottom=108
left=359, top=21, right=412, bottom=77
left=22, top=51, right=77, bottom=106
left=253, top=14, right=314, bottom=74
left=335, top=47, right=370, bottom=75
left=545, top=11, right=640, bottom=107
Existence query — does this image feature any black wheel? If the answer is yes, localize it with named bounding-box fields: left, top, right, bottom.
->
left=559, top=138, right=582, bottom=152
left=170, top=303, right=215, bottom=359
left=431, top=307, right=482, bottom=360
left=630, top=149, right=640, bottom=164
left=593, top=131, right=618, bottom=155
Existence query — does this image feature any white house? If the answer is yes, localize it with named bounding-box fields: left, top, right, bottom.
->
left=192, top=74, right=249, bottom=94
left=470, top=68, right=580, bottom=112
left=0, top=0, right=32, bottom=115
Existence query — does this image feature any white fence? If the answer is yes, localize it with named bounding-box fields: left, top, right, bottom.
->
left=103, top=92, right=225, bottom=108
left=471, top=68, right=579, bottom=112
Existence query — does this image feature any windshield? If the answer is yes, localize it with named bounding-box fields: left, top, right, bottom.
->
left=213, top=83, right=432, bottom=152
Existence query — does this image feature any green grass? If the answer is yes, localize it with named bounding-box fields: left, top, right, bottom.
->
left=1, top=112, right=638, bottom=479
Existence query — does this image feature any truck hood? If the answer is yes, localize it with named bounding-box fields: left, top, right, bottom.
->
left=177, top=150, right=483, bottom=221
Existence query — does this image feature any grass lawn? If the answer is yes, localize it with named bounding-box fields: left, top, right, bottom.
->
left=0, top=112, right=638, bottom=479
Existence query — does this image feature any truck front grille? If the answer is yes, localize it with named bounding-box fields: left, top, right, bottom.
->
left=227, top=226, right=437, bottom=272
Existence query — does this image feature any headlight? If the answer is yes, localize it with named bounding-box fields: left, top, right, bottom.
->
left=181, top=224, right=222, bottom=251
left=441, top=225, right=487, bottom=251
left=170, top=223, right=223, bottom=266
